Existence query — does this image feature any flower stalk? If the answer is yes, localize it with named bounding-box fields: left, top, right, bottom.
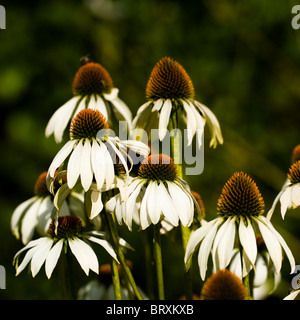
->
left=154, top=223, right=165, bottom=300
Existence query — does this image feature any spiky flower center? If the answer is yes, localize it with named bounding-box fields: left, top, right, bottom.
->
left=72, top=62, right=114, bottom=96
left=200, top=269, right=247, bottom=300
left=288, top=160, right=300, bottom=185
left=34, top=172, right=50, bottom=197
left=146, top=57, right=195, bottom=101
left=217, top=172, right=265, bottom=219
left=138, top=154, right=177, bottom=182
left=47, top=216, right=84, bottom=240
left=70, top=109, right=109, bottom=140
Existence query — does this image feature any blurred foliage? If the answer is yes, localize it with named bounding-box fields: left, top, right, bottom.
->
left=1, top=0, right=300, bottom=299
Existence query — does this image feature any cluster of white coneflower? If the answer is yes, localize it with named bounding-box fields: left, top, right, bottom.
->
left=11, top=56, right=298, bottom=300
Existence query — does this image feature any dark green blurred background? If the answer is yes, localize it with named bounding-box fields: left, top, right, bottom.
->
left=1, top=0, right=300, bottom=299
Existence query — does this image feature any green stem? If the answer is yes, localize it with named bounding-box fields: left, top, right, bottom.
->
left=143, top=229, right=155, bottom=299
left=105, top=211, right=144, bottom=300
left=59, top=247, right=76, bottom=300
left=154, top=223, right=165, bottom=300
left=111, top=258, right=122, bottom=300
left=170, top=110, right=193, bottom=300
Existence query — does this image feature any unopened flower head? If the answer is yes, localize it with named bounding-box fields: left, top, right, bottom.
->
left=105, top=154, right=198, bottom=230
left=47, top=108, right=149, bottom=197
left=13, top=216, right=118, bottom=279
left=45, top=59, right=132, bottom=143
left=267, top=160, right=300, bottom=220
left=200, top=269, right=247, bottom=300
left=132, top=57, right=223, bottom=149
left=184, top=172, right=295, bottom=281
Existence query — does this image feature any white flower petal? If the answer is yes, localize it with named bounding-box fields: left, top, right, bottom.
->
left=67, top=139, right=83, bottom=189
left=182, top=100, right=197, bottom=146
left=21, top=197, right=42, bottom=245
left=256, top=217, right=283, bottom=273
left=238, top=217, right=257, bottom=267
left=86, top=235, right=118, bottom=262
left=45, top=96, right=80, bottom=143
left=91, top=139, right=105, bottom=190
left=99, top=141, right=115, bottom=189
left=159, top=99, right=172, bottom=141
left=110, top=97, right=132, bottom=129
left=279, top=187, right=292, bottom=219
left=68, top=238, right=99, bottom=275
left=45, top=239, right=64, bottom=279
left=152, top=99, right=164, bottom=112
left=184, top=218, right=221, bottom=269
left=125, top=181, right=144, bottom=230
left=157, top=182, right=179, bottom=227
left=259, top=216, right=295, bottom=274
left=198, top=218, right=223, bottom=280
left=90, top=190, right=103, bottom=219
left=31, top=238, right=53, bottom=277
left=140, top=185, right=152, bottom=230
left=291, top=184, right=300, bottom=208
left=216, top=217, right=236, bottom=270
left=131, top=101, right=152, bottom=129
left=11, top=196, right=37, bottom=240
left=48, top=140, right=76, bottom=178
left=80, top=139, right=93, bottom=191
left=94, top=95, right=108, bottom=120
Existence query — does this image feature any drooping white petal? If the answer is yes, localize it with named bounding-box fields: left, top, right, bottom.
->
left=91, top=139, right=105, bottom=190
left=216, top=217, right=236, bottom=270
left=278, top=187, right=292, bottom=219
left=259, top=216, right=295, bottom=274
left=194, top=101, right=223, bottom=148
left=45, top=96, right=80, bottom=143
left=36, top=196, right=54, bottom=236
left=291, top=184, right=300, bottom=208
left=11, top=196, right=37, bottom=240
left=85, top=235, right=118, bottom=262
left=140, top=184, right=152, bottom=230
left=80, top=139, right=93, bottom=191
left=72, top=96, right=87, bottom=119
left=31, top=238, right=53, bottom=277
left=110, top=97, right=133, bottom=129
left=14, top=238, right=48, bottom=274
left=21, top=197, right=42, bottom=245
left=120, top=140, right=150, bottom=158
left=157, top=182, right=179, bottom=227
left=94, top=95, right=108, bottom=120
left=256, top=217, right=283, bottom=274
left=99, top=140, right=115, bottom=190
left=158, top=99, right=172, bottom=141
left=182, top=100, right=197, bottom=146
left=68, top=238, right=99, bottom=275
left=184, top=218, right=221, bottom=269
left=125, top=181, right=144, bottom=230
left=146, top=181, right=162, bottom=225
left=67, top=139, right=83, bottom=189
left=198, top=218, right=223, bottom=280
left=152, top=99, right=164, bottom=112
left=131, top=101, right=152, bottom=129
left=238, top=217, right=257, bottom=267
left=90, top=190, right=103, bottom=220
left=45, top=239, right=64, bottom=279
left=48, top=140, right=76, bottom=178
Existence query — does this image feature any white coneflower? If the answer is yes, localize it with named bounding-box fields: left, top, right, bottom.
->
left=184, top=172, right=295, bottom=281
left=106, top=154, right=197, bottom=231
left=267, top=160, right=300, bottom=220
left=45, top=59, right=132, bottom=143
left=13, top=216, right=118, bottom=279
left=132, top=57, right=223, bottom=148
left=46, top=109, right=149, bottom=193
left=11, top=171, right=83, bottom=245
